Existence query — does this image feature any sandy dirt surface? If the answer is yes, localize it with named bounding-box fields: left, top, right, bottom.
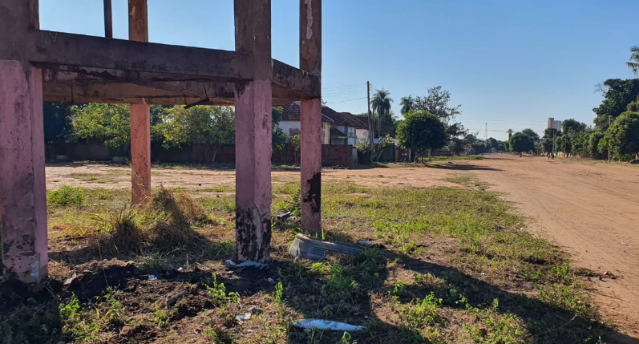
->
left=46, top=156, right=639, bottom=338
left=462, top=155, right=639, bottom=338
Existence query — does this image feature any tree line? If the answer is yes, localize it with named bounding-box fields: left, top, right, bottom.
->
left=43, top=103, right=288, bottom=163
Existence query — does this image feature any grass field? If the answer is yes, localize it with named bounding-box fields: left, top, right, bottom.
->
left=0, top=164, right=617, bottom=343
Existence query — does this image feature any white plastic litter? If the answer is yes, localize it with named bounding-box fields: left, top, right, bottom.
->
left=267, top=277, right=275, bottom=284
left=237, top=261, right=266, bottom=268
left=235, top=313, right=252, bottom=322
left=293, top=319, right=365, bottom=331
left=64, top=272, right=77, bottom=286
left=225, top=260, right=267, bottom=269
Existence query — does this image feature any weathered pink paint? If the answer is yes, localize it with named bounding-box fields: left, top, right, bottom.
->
left=300, top=99, right=322, bottom=233
left=234, top=80, right=273, bottom=262
left=233, top=0, right=273, bottom=262
left=299, top=0, right=322, bottom=233
left=0, top=60, right=48, bottom=283
left=128, top=0, right=151, bottom=205
left=130, top=104, right=151, bottom=204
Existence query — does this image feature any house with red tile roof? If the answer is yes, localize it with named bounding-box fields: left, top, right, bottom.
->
left=276, top=102, right=369, bottom=146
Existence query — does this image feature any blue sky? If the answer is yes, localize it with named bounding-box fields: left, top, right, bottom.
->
left=41, top=0, right=639, bottom=140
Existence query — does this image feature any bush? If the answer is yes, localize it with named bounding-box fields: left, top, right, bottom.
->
left=47, top=185, right=85, bottom=207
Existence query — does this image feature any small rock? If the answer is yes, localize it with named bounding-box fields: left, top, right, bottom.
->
left=27, top=297, right=37, bottom=305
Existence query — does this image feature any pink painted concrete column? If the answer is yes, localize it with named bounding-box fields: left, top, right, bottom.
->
left=300, top=99, right=322, bottom=233
left=234, top=0, right=273, bottom=262
left=130, top=104, right=151, bottom=204
left=128, top=0, right=151, bottom=205
left=234, top=80, right=273, bottom=261
left=300, top=0, right=322, bottom=233
left=0, top=60, right=48, bottom=283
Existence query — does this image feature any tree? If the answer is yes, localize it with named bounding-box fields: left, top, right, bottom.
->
left=271, top=107, right=288, bottom=151
left=70, top=104, right=131, bottom=153
left=571, top=132, right=591, bottom=157
left=588, top=130, right=606, bottom=159
left=509, top=132, right=534, bottom=153
left=604, top=111, right=639, bottom=161
left=555, top=135, right=571, bottom=155
left=626, top=45, right=639, bottom=75
left=541, top=128, right=559, bottom=154
left=413, top=86, right=461, bottom=123
left=371, top=89, right=393, bottom=138
left=593, top=79, right=639, bottom=129
left=521, top=129, right=539, bottom=141
left=506, top=129, right=513, bottom=139
left=400, top=95, right=414, bottom=116
left=561, top=119, right=586, bottom=136
left=154, top=105, right=235, bottom=163
left=486, top=137, right=498, bottom=152
left=397, top=111, right=447, bottom=159
left=43, top=102, right=73, bottom=143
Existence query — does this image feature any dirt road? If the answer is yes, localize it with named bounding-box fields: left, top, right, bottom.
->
left=461, top=155, right=639, bottom=337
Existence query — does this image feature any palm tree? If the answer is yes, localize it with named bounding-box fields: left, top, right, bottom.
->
left=371, top=89, right=393, bottom=137
left=627, top=45, right=639, bottom=75
left=400, top=95, right=414, bottom=116
left=507, top=129, right=513, bottom=139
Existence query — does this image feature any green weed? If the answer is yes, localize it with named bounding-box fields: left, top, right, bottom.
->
left=47, top=185, right=85, bottom=207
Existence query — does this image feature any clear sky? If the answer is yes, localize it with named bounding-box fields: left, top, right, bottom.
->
left=40, top=0, right=639, bottom=140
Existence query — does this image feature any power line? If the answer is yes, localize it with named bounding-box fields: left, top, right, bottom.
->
left=326, top=97, right=367, bottom=104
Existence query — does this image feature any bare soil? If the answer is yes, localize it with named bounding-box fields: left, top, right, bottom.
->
left=43, top=155, right=639, bottom=339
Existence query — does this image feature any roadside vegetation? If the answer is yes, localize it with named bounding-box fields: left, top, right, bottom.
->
left=0, top=173, right=618, bottom=343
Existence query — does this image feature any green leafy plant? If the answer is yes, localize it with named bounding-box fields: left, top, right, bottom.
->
left=47, top=185, right=85, bottom=207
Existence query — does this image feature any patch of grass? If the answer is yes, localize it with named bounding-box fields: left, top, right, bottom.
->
left=427, top=155, right=484, bottom=162
left=273, top=164, right=300, bottom=171
left=443, top=174, right=474, bottom=185
left=93, top=207, right=146, bottom=252
left=200, top=185, right=234, bottom=193
left=68, top=173, right=102, bottom=182
left=47, top=185, right=85, bottom=207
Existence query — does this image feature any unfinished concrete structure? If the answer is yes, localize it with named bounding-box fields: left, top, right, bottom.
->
left=0, top=0, right=322, bottom=283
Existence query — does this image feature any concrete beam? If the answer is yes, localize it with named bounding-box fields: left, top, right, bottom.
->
left=300, top=0, right=322, bottom=233
left=0, top=60, right=48, bottom=283
left=234, top=0, right=273, bottom=262
left=3, top=30, right=254, bottom=81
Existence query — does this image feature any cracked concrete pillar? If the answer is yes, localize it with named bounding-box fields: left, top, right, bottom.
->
left=233, top=0, right=273, bottom=262
left=300, top=0, right=322, bottom=233
left=0, top=60, right=48, bottom=283
left=128, top=0, right=151, bottom=205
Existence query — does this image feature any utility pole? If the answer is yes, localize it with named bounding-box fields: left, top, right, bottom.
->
left=367, top=81, right=374, bottom=157
left=552, top=129, right=555, bottom=157
left=484, top=123, right=488, bottom=141
left=608, top=115, right=611, bottom=161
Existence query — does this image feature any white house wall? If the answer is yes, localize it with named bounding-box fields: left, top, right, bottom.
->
left=279, top=120, right=330, bottom=144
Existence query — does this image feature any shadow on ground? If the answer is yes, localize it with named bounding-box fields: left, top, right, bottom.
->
left=4, top=226, right=637, bottom=344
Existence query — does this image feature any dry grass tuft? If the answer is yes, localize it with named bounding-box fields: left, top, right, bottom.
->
left=93, top=207, right=146, bottom=253
left=149, top=187, right=211, bottom=247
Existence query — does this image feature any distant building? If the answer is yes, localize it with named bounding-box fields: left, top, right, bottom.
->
left=548, top=117, right=562, bottom=131
left=276, top=102, right=369, bottom=146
